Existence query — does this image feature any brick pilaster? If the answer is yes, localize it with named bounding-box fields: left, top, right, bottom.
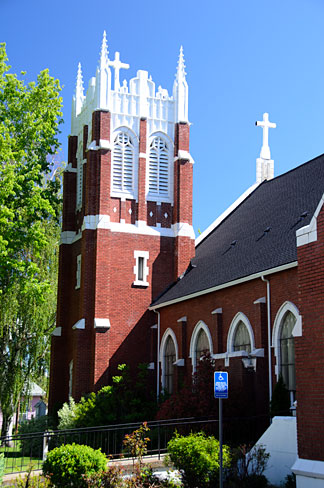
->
left=138, top=118, right=147, bottom=222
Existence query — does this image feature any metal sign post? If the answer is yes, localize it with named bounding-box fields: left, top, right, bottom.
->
left=214, top=372, right=228, bottom=488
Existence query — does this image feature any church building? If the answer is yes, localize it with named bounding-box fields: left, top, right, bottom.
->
left=49, top=33, right=324, bottom=488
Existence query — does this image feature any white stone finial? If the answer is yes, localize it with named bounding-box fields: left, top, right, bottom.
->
left=96, top=31, right=112, bottom=110
left=175, top=45, right=186, bottom=82
left=256, top=112, right=276, bottom=160
left=99, top=30, right=109, bottom=68
left=75, top=62, right=84, bottom=116
left=108, top=51, right=129, bottom=91
left=173, top=46, right=188, bottom=123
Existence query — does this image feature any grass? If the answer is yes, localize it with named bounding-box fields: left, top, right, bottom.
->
left=0, top=446, right=42, bottom=474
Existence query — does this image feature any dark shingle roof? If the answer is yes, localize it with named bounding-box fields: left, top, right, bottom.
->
left=152, top=153, right=324, bottom=307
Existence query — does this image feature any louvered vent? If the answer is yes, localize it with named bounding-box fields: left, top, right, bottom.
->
left=149, top=137, right=169, bottom=195
left=112, top=132, right=134, bottom=192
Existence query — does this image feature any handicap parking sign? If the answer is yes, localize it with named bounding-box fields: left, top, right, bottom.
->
left=214, top=371, right=228, bottom=399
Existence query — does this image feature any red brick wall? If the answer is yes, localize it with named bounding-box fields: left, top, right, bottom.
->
left=296, top=204, right=324, bottom=461
left=157, top=267, right=298, bottom=422
left=49, top=109, right=194, bottom=410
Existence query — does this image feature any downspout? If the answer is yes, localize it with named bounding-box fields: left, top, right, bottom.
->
left=261, top=276, right=272, bottom=405
left=154, top=309, right=160, bottom=400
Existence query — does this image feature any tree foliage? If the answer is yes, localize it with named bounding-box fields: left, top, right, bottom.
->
left=58, top=364, right=157, bottom=429
left=0, top=43, right=63, bottom=437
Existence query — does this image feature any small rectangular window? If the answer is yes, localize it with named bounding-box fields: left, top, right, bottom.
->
left=138, top=257, right=144, bottom=281
left=133, top=251, right=149, bottom=287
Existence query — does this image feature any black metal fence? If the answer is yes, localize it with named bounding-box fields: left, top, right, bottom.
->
left=0, top=413, right=269, bottom=476
left=0, top=417, right=219, bottom=475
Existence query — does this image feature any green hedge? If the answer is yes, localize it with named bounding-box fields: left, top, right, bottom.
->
left=167, top=432, right=231, bottom=488
left=42, top=443, right=107, bottom=487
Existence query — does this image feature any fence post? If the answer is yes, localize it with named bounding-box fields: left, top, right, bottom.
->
left=43, top=431, right=49, bottom=461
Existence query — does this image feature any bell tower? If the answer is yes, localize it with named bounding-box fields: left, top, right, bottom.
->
left=49, top=33, right=195, bottom=410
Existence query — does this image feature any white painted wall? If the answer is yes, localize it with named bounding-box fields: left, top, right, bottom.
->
left=254, top=416, right=297, bottom=485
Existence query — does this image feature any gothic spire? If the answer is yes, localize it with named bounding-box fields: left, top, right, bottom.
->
left=75, top=62, right=84, bottom=116
left=99, top=30, right=109, bottom=69
left=173, top=46, right=188, bottom=123
left=175, top=46, right=186, bottom=82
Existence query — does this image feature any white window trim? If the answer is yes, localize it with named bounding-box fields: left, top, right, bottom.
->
left=111, top=126, right=139, bottom=201
left=75, top=254, right=81, bottom=289
left=133, top=250, right=149, bottom=286
left=160, top=328, right=179, bottom=392
left=146, top=131, right=174, bottom=204
left=189, top=320, right=213, bottom=372
left=227, top=312, right=255, bottom=354
left=272, top=301, right=301, bottom=378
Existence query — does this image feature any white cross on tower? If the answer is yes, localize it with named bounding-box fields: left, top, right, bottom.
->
left=108, top=51, right=130, bottom=91
left=255, top=113, right=276, bottom=160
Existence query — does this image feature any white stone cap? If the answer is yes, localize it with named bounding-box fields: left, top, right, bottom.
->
left=177, top=316, right=187, bottom=322
left=94, top=318, right=111, bottom=329
left=72, top=318, right=85, bottom=330
left=211, top=308, right=222, bottom=315
left=52, top=327, right=62, bottom=336
left=292, top=457, right=324, bottom=480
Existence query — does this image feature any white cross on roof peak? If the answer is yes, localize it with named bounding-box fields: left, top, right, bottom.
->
left=256, top=112, right=276, bottom=160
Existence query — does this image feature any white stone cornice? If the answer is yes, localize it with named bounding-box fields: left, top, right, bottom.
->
left=81, top=215, right=195, bottom=239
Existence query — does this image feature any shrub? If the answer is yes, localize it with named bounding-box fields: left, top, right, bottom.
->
left=227, top=444, right=270, bottom=488
left=270, top=375, right=291, bottom=417
left=123, top=422, right=150, bottom=467
left=42, top=443, right=107, bottom=487
left=57, top=396, right=78, bottom=429
left=57, top=363, right=158, bottom=429
left=167, top=431, right=231, bottom=488
left=18, top=415, right=55, bottom=456
left=84, top=464, right=125, bottom=487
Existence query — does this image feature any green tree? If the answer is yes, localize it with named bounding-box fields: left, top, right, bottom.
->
left=0, top=43, right=63, bottom=438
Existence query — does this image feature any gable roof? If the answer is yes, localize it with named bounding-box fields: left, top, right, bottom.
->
left=152, top=153, right=324, bottom=308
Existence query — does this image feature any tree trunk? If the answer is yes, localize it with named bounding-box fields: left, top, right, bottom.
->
left=1, top=411, right=13, bottom=444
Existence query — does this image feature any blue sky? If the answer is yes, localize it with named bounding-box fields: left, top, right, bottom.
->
left=1, top=0, right=324, bottom=235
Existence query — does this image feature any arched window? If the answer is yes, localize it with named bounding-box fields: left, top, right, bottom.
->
left=189, top=321, right=213, bottom=372
left=233, top=321, right=251, bottom=353
left=280, top=311, right=296, bottom=401
left=164, top=335, right=176, bottom=394
left=273, top=302, right=300, bottom=405
left=195, top=329, right=210, bottom=367
left=227, top=312, right=254, bottom=354
left=112, top=130, right=135, bottom=197
left=148, top=134, right=173, bottom=202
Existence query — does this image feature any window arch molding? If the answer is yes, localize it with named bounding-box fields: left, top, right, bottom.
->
left=111, top=126, right=139, bottom=200
left=272, top=301, right=301, bottom=378
left=160, top=328, right=179, bottom=392
left=147, top=131, right=174, bottom=204
left=227, top=312, right=255, bottom=353
left=189, top=321, right=213, bottom=371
